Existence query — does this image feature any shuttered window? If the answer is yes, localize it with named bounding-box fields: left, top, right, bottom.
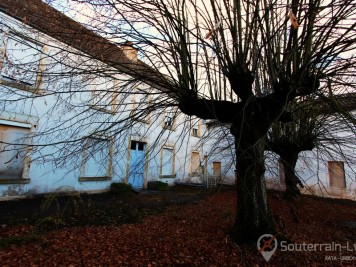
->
left=83, top=137, right=110, bottom=178
left=161, top=147, right=174, bottom=176
left=190, top=152, right=200, bottom=175
left=328, top=161, right=346, bottom=189
left=0, top=124, right=30, bottom=180
left=213, top=161, right=222, bottom=177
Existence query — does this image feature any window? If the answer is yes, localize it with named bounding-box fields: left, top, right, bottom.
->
left=131, top=89, right=150, bottom=123
left=190, top=151, right=200, bottom=175
left=131, top=140, right=145, bottom=151
left=162, top=109, right=176, bottom=130
left=160, top=146, right=175, bottom=177
left=0, top=123, right=31, bottom=183
left=164, top=115, right=173, bottom=128
left=80, top=137, right=112, bottom=181
left=213, top=161, right=222, bottom=177
left=0, top=33, right=45, bottom=92
left=91, top=77, right=118, bottom=113
left=328, top=161, right=346, bottom=189
left=191, top=119, right=201, bottom=137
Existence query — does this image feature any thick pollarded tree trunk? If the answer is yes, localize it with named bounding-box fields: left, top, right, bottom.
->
left=231, top=137, right=275, bottom=243
left=266, top=133, right=316, bottom=199
left=280, top=151, right=303, bottom=199
left=227, top=105, right=280, bottom=244
left=179, top=64, right=319, bottom=244
left=179, top=92, right=292, bottom=243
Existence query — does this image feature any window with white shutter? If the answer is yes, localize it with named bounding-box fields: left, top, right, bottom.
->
left=160, top=147, right=175, bottom=177
left=80, top=137, right=112, bottom=181
left=0, top=124, right=31, bottom=183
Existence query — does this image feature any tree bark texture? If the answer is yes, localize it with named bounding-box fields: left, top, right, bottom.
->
left=230, top=138, right=276, bottom=244
left=279, top=151, right=304, bottom=199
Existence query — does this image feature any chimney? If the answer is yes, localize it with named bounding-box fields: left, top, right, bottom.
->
left=122, top=41, right=138, bottom=62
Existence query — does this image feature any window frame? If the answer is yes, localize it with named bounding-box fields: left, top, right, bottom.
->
left=162, top=111, right=177, bottom=131
left=212, top=161, right=222, bottom=178
left=79, top=136, right=113, bottom=182
left=0, top=31, right=46, bottom=94
left=160, top=145, right=176, bottom=178
left=191, top=119, right=201, bottom=137
left=131, top=88, right=151, bottom=124
left=0, top=121, right=32, bottom=184
left=89, top=76, right=119, bottom=114
left=190, top=151, right=201, bottom=176
left=328, top=161, right=346, bottom=189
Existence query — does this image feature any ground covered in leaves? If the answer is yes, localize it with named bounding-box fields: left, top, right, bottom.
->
left=0, top=186, right=355, bottom=266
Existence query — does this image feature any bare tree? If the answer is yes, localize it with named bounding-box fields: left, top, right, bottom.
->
left=266, top=92, right=356, bottom=199
left=1, top=0, right=356, bottom=243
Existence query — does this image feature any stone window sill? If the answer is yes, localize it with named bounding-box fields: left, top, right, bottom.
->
left=79, top=176, right=111, bottom=182
left=0, top=178, right=31, bottom=184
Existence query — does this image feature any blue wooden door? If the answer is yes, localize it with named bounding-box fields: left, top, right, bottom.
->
left=128, top=141, right=146, bottom=189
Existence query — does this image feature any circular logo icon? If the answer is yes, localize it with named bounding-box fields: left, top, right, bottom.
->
left=257, top=234, right=278, bottom=261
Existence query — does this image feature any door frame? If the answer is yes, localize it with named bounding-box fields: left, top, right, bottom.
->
left=125, top=137, right=148, bottom=189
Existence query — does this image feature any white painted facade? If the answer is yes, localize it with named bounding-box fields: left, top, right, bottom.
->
left=2, top=2, right=353, bottom=201
left=265, top=111, right=356, bottom=200
left=0, top=8, right=235, bottom=198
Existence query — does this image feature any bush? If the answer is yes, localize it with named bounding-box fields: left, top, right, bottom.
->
left=35, top=216, right=65, bottom=232
left=147, top=181, right=170, bottom=191
left=110, top=182, right=133, bottom=194
left=0, top=234, right=40, bottom=250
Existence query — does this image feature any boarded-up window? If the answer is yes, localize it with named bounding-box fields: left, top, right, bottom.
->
left=161, top=147, right=174, bottom=176
left=328, top=161, right=346, bottom=189
left=191, top=152, right=200, bottom=175
left=83, top=137, right=110, bottom=177
left=1, top=35, right=42, bottom=86
left=0, top=124, right=30, bottom=179
left=213, top=161, right=222, bottom=177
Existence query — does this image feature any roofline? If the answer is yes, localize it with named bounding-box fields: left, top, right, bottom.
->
left=0, top=0, right=172, bottom=89
left=0, top=0, right=132, bottom=64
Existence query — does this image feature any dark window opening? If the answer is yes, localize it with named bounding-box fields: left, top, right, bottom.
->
left=130, top=140, right=145, bottom=151
left=138, top=142, right=145, bottom=151
left=192, top=128, right=198, bottom=136
left=164, top=116, right=173, bottom=128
